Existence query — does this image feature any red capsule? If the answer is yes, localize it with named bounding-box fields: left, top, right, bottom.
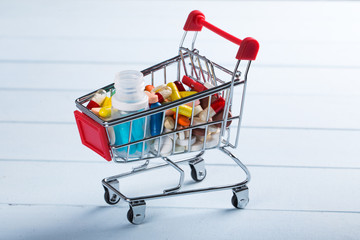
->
left=182, top=76, right=207, bottom=92
left=174, top=80, right=186, bottom=91
left=86, top=100, right=100, bottom=109
left=199, top=97, right=225, bottom=121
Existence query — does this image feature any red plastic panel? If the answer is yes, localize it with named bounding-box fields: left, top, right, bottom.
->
left=74, top=110, right=112, bottom=161
left=236, top=37, right=260, bottom=60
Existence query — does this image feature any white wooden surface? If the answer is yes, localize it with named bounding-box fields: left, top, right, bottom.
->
left=1, top=1, right=360, bottom=239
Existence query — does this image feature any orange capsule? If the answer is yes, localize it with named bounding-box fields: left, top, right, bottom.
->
left=173, top=113, right=190, bottom=127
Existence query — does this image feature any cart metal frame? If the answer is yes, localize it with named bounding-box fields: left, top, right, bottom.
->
left=74, top=10, right=259, bottom=224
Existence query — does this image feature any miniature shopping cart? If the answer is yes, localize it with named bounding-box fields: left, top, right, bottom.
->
left=74, top=10, right=259, bottom=224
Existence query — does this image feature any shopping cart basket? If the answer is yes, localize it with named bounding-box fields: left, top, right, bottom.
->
left=74, top=10, right=259, bottom=224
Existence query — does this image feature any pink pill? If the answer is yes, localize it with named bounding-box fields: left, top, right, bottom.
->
left=165, top=109, right=174, bottom=116
left=185, top=99, right=200, bottom=107
left=145, top=91, right=159, bottom=104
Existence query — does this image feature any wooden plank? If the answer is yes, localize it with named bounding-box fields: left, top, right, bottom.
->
left=1, top=204, right=359, bottom=240
left=1, top=37, right=359, bottom=68
left=1, top=1, right=359, bottom=44
left=1, top=63, right=360, bottom=97
left=1, top=123, right=360, bottom=168
left=1, top=161, right=359, bottom=212
left=1, top=1, right=359, bottom=239
left=0, top=2, right=359, bottom=67
left=2, top=89, right=360, bottom=129
left=0, top=63, right=147, bottom=91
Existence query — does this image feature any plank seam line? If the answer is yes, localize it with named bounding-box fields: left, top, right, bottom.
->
left=2, top=203, right=360, bottom=214
left=1, top=59, right=360, bottom=69
left=1, top=120, right=359, bottom=132
left=1, top=158, right=360, bottom=170
left=2, top=88, right=360, bottom=98
left=0, top=87, right=93, bottom=92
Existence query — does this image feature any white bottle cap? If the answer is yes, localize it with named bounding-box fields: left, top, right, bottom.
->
left=112, top=70, right=148, bottom=111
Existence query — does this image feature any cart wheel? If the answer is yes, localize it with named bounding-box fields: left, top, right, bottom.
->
left=127, top=207, right=134, bottom=224
left=127, top=200, right=146, bottom=224
left=104, top=188, right=120, bottom=205
left=231, top=186, right=249, bottom=209
left=190, top=165, right=207, bottom=182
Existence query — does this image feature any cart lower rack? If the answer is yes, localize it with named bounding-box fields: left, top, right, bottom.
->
left=74, top=10, right=259, bottom=224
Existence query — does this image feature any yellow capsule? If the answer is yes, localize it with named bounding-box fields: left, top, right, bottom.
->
left=101, top=96, right=112, bottom=107
left=171, top=105, right=193, bottom=118
left=99, top=106, right=111, bottom=118
left=167, top=82, right=181, bottom=101
left=179, top=91, right=197, bottom=98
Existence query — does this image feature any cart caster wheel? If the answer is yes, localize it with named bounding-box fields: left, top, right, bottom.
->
left=103, top=179, right=120, bottom=205
left=104, top=188, right=120, bottom=205
left=127, top=200, right=146, bottom=224
left=231, top=186, right=249, bottom=209
left=127, top=208, right=134, bottom=224
left=189, top=157, right=206, bottom=182
left=190, top=165, right=207, bottom=182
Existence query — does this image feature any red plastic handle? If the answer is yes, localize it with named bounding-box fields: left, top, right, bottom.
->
left=183, top=10, right=259, bottom=60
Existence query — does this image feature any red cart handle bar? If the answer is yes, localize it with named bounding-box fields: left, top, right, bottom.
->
left=183, top=10, right=259, bottom=61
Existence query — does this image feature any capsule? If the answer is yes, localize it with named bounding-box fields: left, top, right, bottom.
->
left=171, top=105, right=193, bottom=118
left=193, top=105, right=203, bottom=116
left=151, top=84, right=167, bottom=93
left=173, top=113, right=190, bottom=127
left=99, top=107, right=111, bottom=118
left=155, top=87, right=172, bottom=103
left=179, top=91, right=198, bottom=98
left=145, top=91, right=159, bottom=104
left=101, top=96, right=112, bottom=107
left=86, top=89, right=107, bottom=109
left=167, top=82, right=181, bottom=101
left=174, top=81, right=186, bottom=91
left=181, top=76, right=207, bottom=92
left=198, top=97, right=226, bottom=121
left=182, top=76, right=220, bottom=102
left=150, top=102, right=163, bottom=136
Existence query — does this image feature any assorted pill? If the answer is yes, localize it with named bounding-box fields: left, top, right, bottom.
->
left=85, top=75, right=231, bottom=156
left=174, top=80, right=186, bottom=91
left=174, top=113, right=191, bottom=127
left=99, top=107, right=111, bottom=118
left=151, top=84, right=167, bottom=93
left=86, top=89, right=107, bottom=109
left=144, top=91, right=159, bottom=104
left=193, top=105, right=203, bottom=116
left=150, top=102, right=163, bottom=136
left=167, top=82, right=182, bottom=101
left=171, top=105, right=193, bottom=118
left=88, top=91, right=112, bottom=118
left=182, top=75, right=208, bottom=92
left=102, top=97, right=111, bottom=107
left=155, top=87, right=172, bottom=103
left=187, top=141, right=203, bottom=151
left=90, top=107, right=101, bottom=116
left=145, top=85, right=155, bottom=92
left=153, top=136, right=173, bottom=156
left=212, top=109, right=232, bottom=128
left=198, top=97, right=225, bottom=122
left=184, top=99, right=200, bottom=108
left=179, top=91, right=197, bottom=98
left=176, top=136, right=196, bottom=147
left=164, top=116, right=175, bottom=130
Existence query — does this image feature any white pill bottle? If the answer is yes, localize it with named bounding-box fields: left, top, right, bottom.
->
left=111, top=70, right=150, bottom=159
